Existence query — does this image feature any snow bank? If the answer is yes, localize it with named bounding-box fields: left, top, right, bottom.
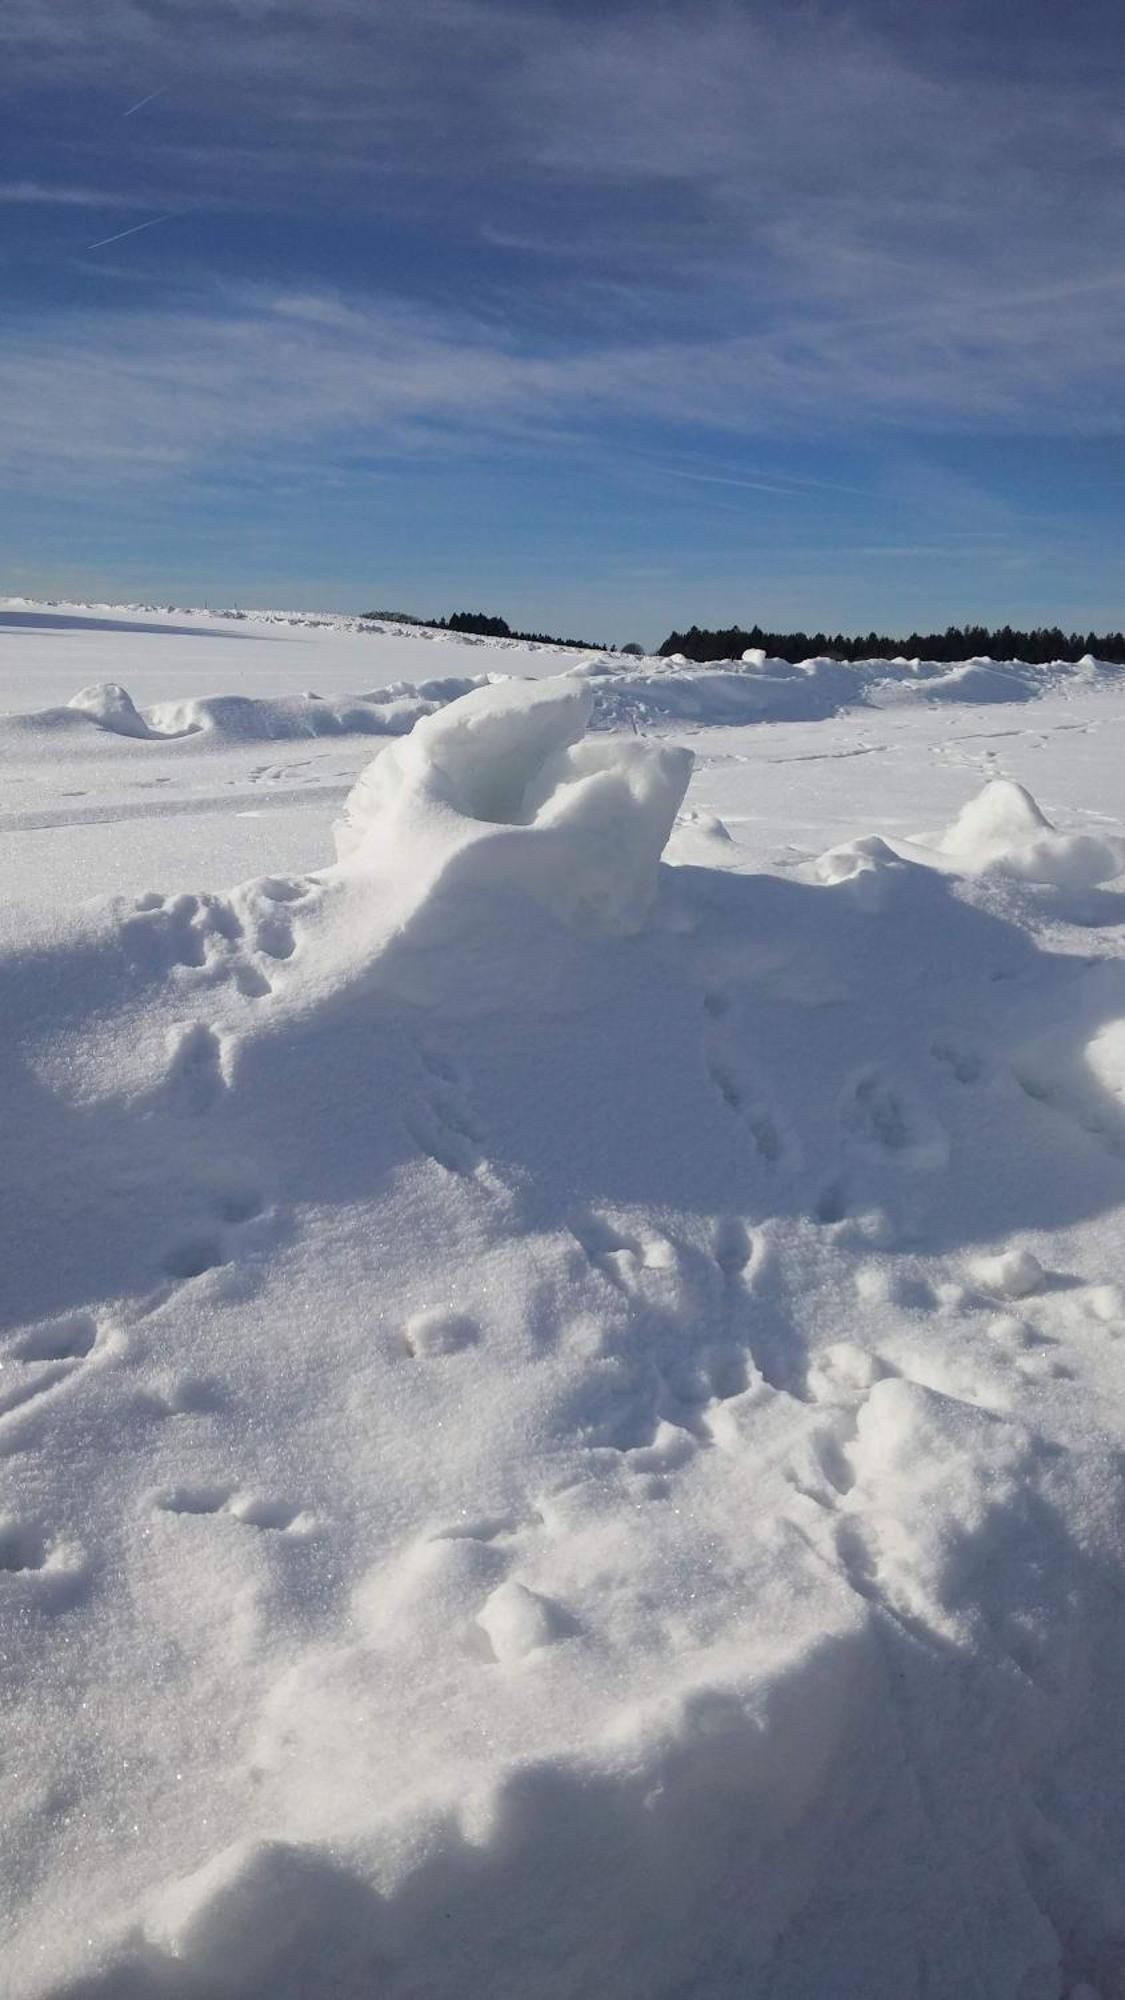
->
left=6, top=679, right=1125, bottom=1997
left=4, top=647, right=1124, bottom=755
left=577, top=650, right=1125, bottom=731
left=8, top=675, right=492, bottom=746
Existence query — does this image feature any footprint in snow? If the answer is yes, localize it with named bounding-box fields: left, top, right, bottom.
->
left=568, top=1214, right=678, bottom=1296
left=155, top=1487, right=316, bottom=1535
left=136, top=1375, right=226, bottom=1420
left=0, top=1313, right=112, bottom=1426
left=709, top=1215, right=806, bottom=1400
left=0, top=1518, right=89, bottom=1599
left=401, top=1309, right=480, bottom=1358
left=162, top=1234, right=228, bottom=1281
left=840, top=1069, right=948, bottom=1169
left=159, top=1176, right=272, bottom=1285
left=166, top=1021, right=228, bottom=1113
left=702, top=994, right=785, bottom=1163
left=407, top=1042, right=506, bottom=1193
left=123, top=892, right=242, bottom=973
left=930, top=1037, right=984, bottom=1085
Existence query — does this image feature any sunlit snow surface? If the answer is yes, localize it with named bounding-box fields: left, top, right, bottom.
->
left=5, top=603, right=1125, bottom=1999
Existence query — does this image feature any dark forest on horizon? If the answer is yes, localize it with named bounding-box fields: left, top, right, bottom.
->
left=658, top=622, right=1125, bottom=666
left=363, top=609, right=1125, bottom=665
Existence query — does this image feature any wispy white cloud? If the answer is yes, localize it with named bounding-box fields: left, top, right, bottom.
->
left=3, top=1, right=1124, bottom=500
left=0, top=181, right=145, bottom=207
left=1, top=268, right=1121, bottom=497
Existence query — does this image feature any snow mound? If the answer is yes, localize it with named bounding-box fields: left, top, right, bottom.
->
left=970, top=1248, right=1046, bottom=1299
left=940, top=778, right=1125, bottom=887
left=66, top=681, right=152, bottom=737
left=335, top=676, right=693, bottom=935
left=820, top=779, right=1125, bottom=898
left=13, top=677, right=493, bottom=746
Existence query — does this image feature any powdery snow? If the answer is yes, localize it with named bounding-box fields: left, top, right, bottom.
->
left=4, top=625, right=1125, bottom=1998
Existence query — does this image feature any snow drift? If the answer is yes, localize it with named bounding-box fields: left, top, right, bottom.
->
left=3, top=675, right=492, bottom=747
left=819, top=776, right=1125, bottom=899
left=4, top=647, right=1124, bottom=759
left=5, top=679, right=1125, bottom=1998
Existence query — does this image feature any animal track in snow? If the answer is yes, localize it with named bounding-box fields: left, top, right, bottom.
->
left=401, top=1310, right=480, bottom=1358
left=0, top=1518, right=87, bottom=1596
left=233, top=962, right=272, bottom=999
left=813, top=1182, right=849, bottom=1226
left=9, top=1313, right=97, bottom=1363
left=930, top=1037, right=984, bottom=1085
left=126, top=887, right=295, bottom=1005
left=257, top=877, right=306, bottom=902
left=212, top=1188, right=264, bottom=1226
left=709, top=1214, right=804, bottom=1399
left=408, top=1100, right=483, bottom=1178
left=840, top=1069, right=948, bottom=1168
left=0, top=1314, right=107, bottom=1423
left=568, top=1214, right=677, bottom=1296
left=167, top=1021, right=227, bottom=1112
left=0, top=1519, right=50, bottom=1571
left=160, top=1172, right=271, bottom=1284
left=408, top=1043, right=503, bottom=1191
left=428, top=1512, right=521, bottom=1544
left=138, top=1375, right=226, bottom=1420
left=162, top=1234, right=228, bottom=1281
left=155, top=1487, right=313, bottom=1534
left=711, top=1215, right=755, bottom=1276
left=253, top=910, right=296, bottom=961
left=123, top=892, right=242, bottom=973
left=702, top=995, right=784, bottom=1163
left=1011, top=1049, right=1125, bottom=1159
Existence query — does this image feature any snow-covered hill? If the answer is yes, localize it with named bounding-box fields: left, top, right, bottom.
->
left=4, top=608, right=1125, bottom=1996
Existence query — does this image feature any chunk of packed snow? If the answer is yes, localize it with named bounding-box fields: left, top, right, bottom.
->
left=334, top=675, right=693, bottom=935
left=970, top=1248, right=1046, bottom=1299
left=476, top=1580, right=571, bottom=1661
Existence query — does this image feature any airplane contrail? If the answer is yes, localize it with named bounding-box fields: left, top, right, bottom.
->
left=122, top=86, right=167, bottom=118
left=87, top=211, right=180, bottom=251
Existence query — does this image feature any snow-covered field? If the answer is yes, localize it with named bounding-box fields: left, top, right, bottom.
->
left=5, top=601, right=1125, bottom=1998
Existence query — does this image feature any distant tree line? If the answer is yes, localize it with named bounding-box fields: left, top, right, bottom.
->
left=658, top=623, right=1125, bottom=666
left=361, top=608, right=612, bottom=650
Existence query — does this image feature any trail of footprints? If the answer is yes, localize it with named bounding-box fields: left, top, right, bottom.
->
left=124, top=872, right=309, bottom=1001
left=144, top=878, right=320, bottom=1284
left=702, top=989, right=785, bottom=1164
left=701, top=978, right=991, bottom=1232
left=0, top=1312, right=113, bottom=1593
left=155, top=1485, right=313, bottom=1536
left=407, top=1042, right=509, bottom=1201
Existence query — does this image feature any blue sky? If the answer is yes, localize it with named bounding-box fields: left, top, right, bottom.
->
left=2, top=0, right=1124, bottom=646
